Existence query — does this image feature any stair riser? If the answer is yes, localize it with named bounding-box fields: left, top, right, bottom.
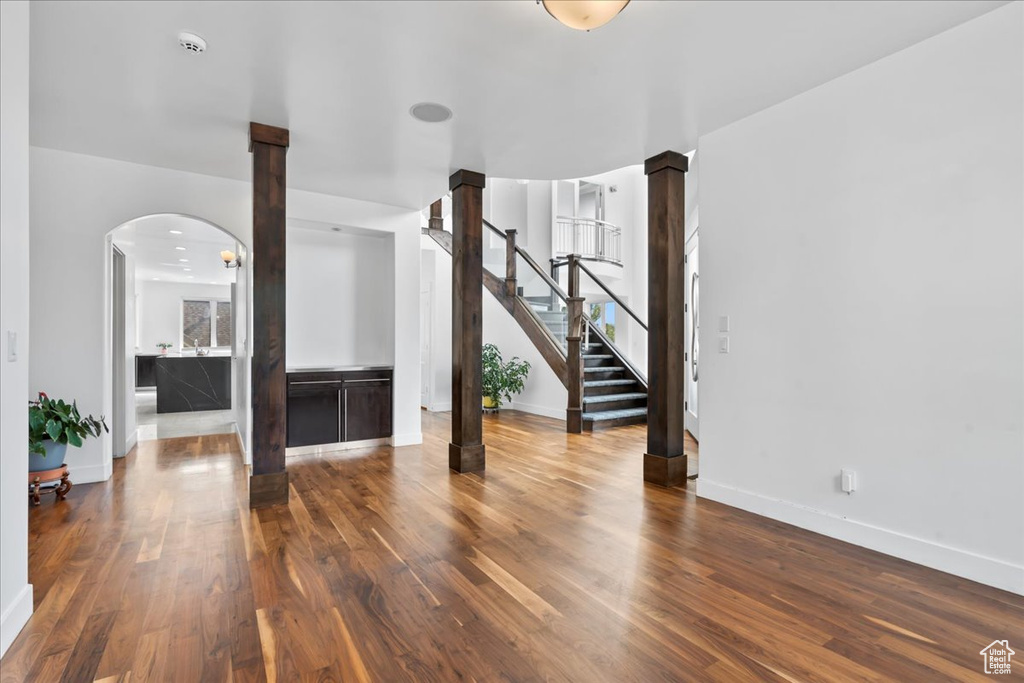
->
left=584, top=358, right=619, bottom=368
left=583, top=414, right=647, bottom=431
left=582, top=397, right=647, bottom=412
left=584, top=383, right=638, bottom=396
left=584, top=370, right=626, bottom=381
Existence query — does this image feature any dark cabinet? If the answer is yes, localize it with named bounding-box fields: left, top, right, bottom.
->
left=136, top=355, right=157, bottom=388
left=286, top=369, right=392, bottom=448
left=343, top=381, right=392, bottom=442
left=287, top=381, right=341, bottom=447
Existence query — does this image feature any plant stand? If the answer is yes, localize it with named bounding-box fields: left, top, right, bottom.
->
left=28, top=464, right=72, bottom=506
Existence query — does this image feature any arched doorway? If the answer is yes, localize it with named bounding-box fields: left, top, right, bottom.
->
left=105, top=213, right=252, bottom=464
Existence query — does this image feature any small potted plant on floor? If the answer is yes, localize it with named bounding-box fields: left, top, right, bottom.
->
left=482, top=343, right=531, bottom=412
left=28, top=392, right=108, bottom=472
left=157, top=342, right=173, bottom=355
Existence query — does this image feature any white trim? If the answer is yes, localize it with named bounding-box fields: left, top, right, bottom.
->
left=286, top=437, right=391, bottom=457
left=233, top=423, right=248, bottom=464
left=697, top=478, right=1024, bottom=596
left=509, top=401, right=565, bottom=421
left=124, top=428, right=138, bottom=455
left=71, top=460, right=113, bottom=484
left=391, top=432, right=422, bottom=447
left=426, top=401, right=451, bottom=413
left=0, top=583, right=33, bottom=656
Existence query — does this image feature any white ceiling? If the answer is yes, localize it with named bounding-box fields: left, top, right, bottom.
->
left=30, top=1, right=1006, bottom=210
left=113, top=214, right=237, bottom=285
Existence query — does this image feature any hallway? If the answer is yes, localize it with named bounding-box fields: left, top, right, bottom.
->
left=1, top=412, right=1017, bottom=682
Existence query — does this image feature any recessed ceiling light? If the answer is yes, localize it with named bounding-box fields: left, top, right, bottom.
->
left=178, top=32, right=207, bottom=54
left=175, top=246, right=186, bottom=251
left=183, top=268, right=191, bottom=272
left=187, top=276, right=194, bottom=279
left=153, top=277, right=161, bottom=281
left=410, top=102, right=453, bottom=123
left=169, top=230, right=183, bottom=235
left=179, top=258, right=189, bottom=262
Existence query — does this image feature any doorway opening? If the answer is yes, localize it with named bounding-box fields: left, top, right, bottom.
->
left=106, top=214, right=251, bottom=460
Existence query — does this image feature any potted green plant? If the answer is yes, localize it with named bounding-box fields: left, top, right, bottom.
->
left=28, top=392, right=108, bottom=472
left=481, top=343, right=531, bottom=411
left=157, top=342, right=173, bottom=355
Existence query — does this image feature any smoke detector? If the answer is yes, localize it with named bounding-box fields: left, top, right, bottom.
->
left=178, top=32, right=207, bottom=54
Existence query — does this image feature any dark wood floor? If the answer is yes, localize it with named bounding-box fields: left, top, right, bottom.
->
left=2, top=410, right=1020, bottom=682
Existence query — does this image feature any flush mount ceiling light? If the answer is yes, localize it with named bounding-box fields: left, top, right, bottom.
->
left=410, top=102, right=453, bottom=123
left=178, top=31, right=207, bottom=54
left=540, top=0, right=630, bottom=31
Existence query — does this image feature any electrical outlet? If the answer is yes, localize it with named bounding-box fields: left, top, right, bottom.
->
left=6, top=331, right=16, bottom=362
left=718, top=336, right=729, bottom=353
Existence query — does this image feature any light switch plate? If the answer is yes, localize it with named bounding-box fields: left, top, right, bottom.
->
left=718, top=336, right=729, bottom=354
left=719, top=315, right=730, bottom=333
left=6, top=331, right=16, bottom=362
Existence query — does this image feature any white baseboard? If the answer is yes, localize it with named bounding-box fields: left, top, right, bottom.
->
left=426, top=402, right=451, bottom=413
left=391, top=432, right=423, bottom=447
left=125, top=429, right=138, bottom=454
left=509, top=400, right=565, bottom=421
left=697, top=479, right=1024, bottom=596
left=233, top=423, right=249, bottom=464
left=0, top=583, right=33, bottom=657
left=71, top=460, right=113, bottom=484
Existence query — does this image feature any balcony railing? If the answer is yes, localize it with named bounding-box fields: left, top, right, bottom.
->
left=554, top=216, right=623, bottom=265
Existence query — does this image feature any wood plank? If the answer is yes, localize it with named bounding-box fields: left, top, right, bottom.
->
left=2, top=419, right=1019, bottom=682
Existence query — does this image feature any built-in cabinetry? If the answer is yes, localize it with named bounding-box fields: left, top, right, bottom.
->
left=286, top=367, right=392, bottom=448
left=136, top=354, right=157, bottom=388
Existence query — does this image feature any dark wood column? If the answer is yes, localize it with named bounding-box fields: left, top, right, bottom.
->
left=504, top=229, right=518, bottom=298
left=644, top=151, right=688, bottom=487
left=428, top=199, right=444, bottom=231
left=449, top=170, right=486, bottom=473
left=249, top=122, right=289, bottom=507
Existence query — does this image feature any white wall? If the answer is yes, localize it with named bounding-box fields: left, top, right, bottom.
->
left=137, top=280, right=232, bottom=353
left=122, top=249, right=137, bottom=453
left=0, top=0, right=33, bottom=657
left=287, top=227, right=394, bottom=369
left=698, top=3, right=1023, bottom=594
left=30, top=147, right=422, bottom=485
left=420, top=243, right=453, bottom=412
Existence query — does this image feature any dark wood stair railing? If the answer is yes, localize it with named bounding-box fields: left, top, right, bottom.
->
left=424, top=214, right=648, bottom=432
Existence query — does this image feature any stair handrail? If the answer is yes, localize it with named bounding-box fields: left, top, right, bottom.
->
left=483, top=219, right=570, bottom=302
left=574, top=260, right=648, bottom=332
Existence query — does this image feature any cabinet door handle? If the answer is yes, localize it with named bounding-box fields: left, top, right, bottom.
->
left=342, top=389, right=348, bottom=442
left=290, top=380, right=338, bottom=385
left=338, top=389, right=343, bottom=443
left=343, top=378, right=390, bottom=384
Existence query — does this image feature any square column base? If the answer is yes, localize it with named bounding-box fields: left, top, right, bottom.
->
left=566, top=408, right=582, bottom=434
left=449, top=442, right=485, bottom=473
left=249, top=471, right=289, bottom=508
left=643, top=453, right=687, bottom=488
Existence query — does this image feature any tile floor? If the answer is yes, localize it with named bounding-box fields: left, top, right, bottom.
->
left=135, top=389, right=237, bottom=441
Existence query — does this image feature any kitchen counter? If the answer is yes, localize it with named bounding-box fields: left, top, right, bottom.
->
left=155, top=355, right=231, bottom=413
left=286, top=364, right=392, bottom=374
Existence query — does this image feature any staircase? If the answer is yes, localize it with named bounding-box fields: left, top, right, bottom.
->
left=425, top=220, right=648, bottom=432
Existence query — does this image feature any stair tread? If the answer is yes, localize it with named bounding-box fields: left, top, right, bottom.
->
left=583, top=354, right=614, bottom=360
left=583, top=407, right=649, bottom=421
left=584, top=366, right=625, bottom=373
left=583, top=393, right=647, bottom=404
left=584, top=379, right=637, bottom=387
